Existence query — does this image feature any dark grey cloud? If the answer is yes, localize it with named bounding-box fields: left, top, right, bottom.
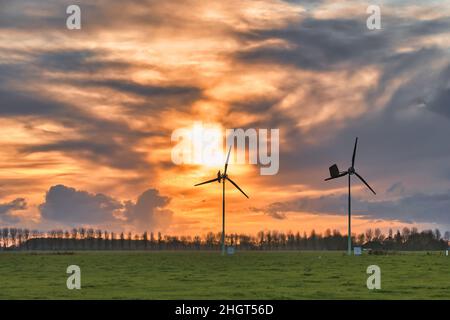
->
left=0, top=64, right=63, bottom=117
left=253, top=191, right=450, bottom=225
left=76, top=78, right=203, bottom=115
left=223, top=97, right=299, bottom=139
left=36, top=49, right=131, bottom=73
left=81, top=79, right=202, bottom=98
left=0, top=88, right=62, bottom=117
left=38, top=185, right=173, bottom=230
left=387, top=182, right=405, bottom=195
left=123, top=188, right=173, bottom=232
left=0, top=0, right=65, bottom=29
left=235, top=19, right=382, bottom=70
left=234, top=16, right=450, bottom=70
left=39, top=185, right=122, bottom=224
left=429, top=88, right=450, bottom=117
left=407, top=17, right=450, bottom=36
left=251, top=194, right=348, bottom=220
left=365, top=47, right=447, bottom=116
left=363, top=192, right=450, bottom=224
left=0, top=198, right=27, bottom=224
left=21, top=139, right=150, bottom=170
left=425, top=65, right=450, bottom=118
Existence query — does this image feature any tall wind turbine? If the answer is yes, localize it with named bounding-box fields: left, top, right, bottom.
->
left=195, top=146, right=249, bottom=255
left=325, top=137, right=376, bottom=255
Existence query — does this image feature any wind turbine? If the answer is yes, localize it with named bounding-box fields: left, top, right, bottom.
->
left=325, top=137, right=376, bottom=255
left=195, top=146, right=249, bottom=255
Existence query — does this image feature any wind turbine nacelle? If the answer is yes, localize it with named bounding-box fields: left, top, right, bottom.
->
left=329, top=164, right=340, bottom=178
left=217, top=170, right=222, bottom=183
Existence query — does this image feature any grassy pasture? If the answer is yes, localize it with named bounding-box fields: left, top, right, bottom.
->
left=0, top=251, right=449, bottom=299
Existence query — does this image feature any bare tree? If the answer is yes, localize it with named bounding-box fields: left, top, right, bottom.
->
left=23, top=229, right=30, bottom=250
left=10, top=228, right=17, bottom=248
left=365, top=229, right=373, bottom=242
left=143, top=231, right=148, bottom=249
left=444, top=231, right=450, bottom=242
left=0, top=228, right=7, bottom=249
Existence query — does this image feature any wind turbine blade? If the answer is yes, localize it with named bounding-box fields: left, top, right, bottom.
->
left=324, top=172, right=348, bottom=181
left=194, top=177, right=220, bottom=186
left=354, top=171, right=376, bottom=195
left=224, top=146, right=232, bottom=175
left=226, top=177, right=249, bottom=198
left=352, top=137, right=358, bottom=167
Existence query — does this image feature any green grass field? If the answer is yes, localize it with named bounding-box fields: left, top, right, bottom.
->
left=0, top=251, right=449, bottom=299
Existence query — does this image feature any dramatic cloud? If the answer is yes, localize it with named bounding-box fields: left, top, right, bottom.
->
left=386, top=182, right=405, bottom=195
left=123, top=189, right=173, bottom=232
left=39, top=185, right=122, bottom=224
left=21, top=139, right=151, bottom=170
left=0, top=198, right=27, bottom=224
left=253, top=191, right=450, bottom=226
left=38, top=185, right=172, bottom=231
left=234, top=15, right=450, bottom=70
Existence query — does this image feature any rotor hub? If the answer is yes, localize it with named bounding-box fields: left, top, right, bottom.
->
left=348, top=167, right=355, bottom=174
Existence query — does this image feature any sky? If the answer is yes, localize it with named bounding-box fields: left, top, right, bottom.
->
left=0, top=0, right=450, bottom=236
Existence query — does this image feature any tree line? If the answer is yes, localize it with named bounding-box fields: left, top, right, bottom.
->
left=0, top=227, right=449, bottom=251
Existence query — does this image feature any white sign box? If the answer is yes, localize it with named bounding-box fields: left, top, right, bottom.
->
left=227, top=246, right=235, bottom=255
